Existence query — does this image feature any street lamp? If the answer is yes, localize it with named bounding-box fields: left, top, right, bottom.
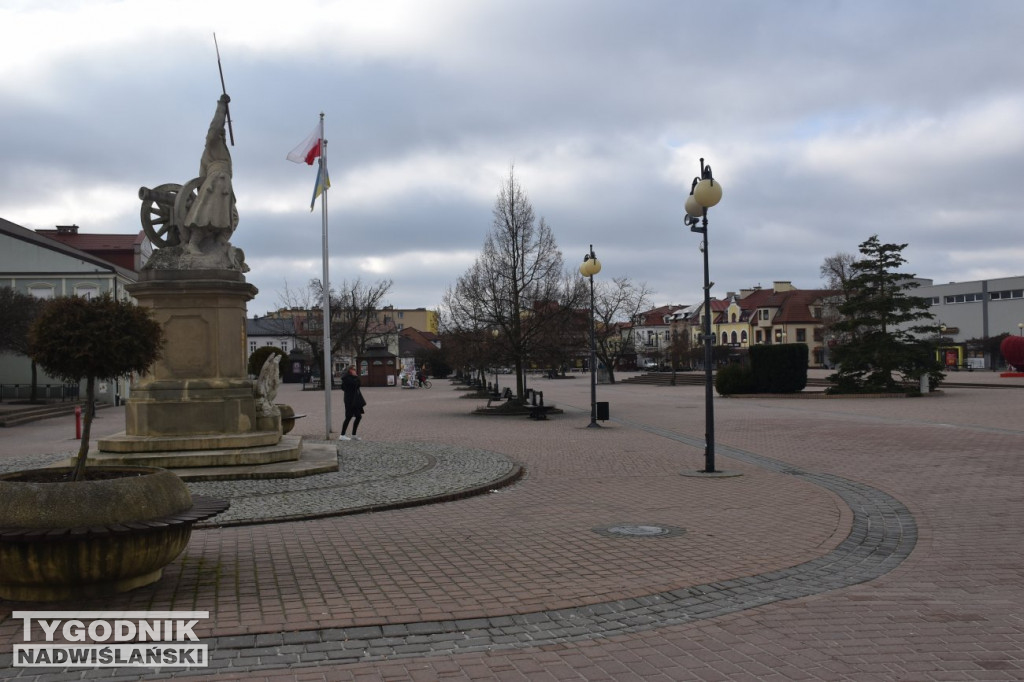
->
left=580, top=245, right=602, bottom=427
left=1018, top=323, right=1023, bottom=336
left=684, top=158, right=723, bottom=473
left=491, top=328, right=500, bottom=396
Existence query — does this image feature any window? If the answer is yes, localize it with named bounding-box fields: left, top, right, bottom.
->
left=760, top=309, right=769, bottom=321
left=756, top=330, right=763, bottom=343
left=721, top=332, right=728, bottom=345
left=741, top=330, right=748, bottom=344
left=811, top=306, right=822, bottom=319
left=796, top=328, right=806, bottom=342
left=730, top=312, right=737, bottom=323
left=249, top=341, right=257, bottom=354
left=944, top=293, right=984, bottom=304
left=730, top=331, right=738, bottom=345
left=28, top=284, right=54, bottom=299
left=991, top=289, right=1024, bottom=301
left=74, top=284, right=99, bottom=299
left=281, top=341, right=288, bottom=353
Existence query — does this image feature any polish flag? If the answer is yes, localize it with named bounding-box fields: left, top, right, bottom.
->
left=287, top=124, right=322, bottom=165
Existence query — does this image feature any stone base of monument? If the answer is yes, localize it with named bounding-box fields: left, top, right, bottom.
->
left=53, top=436, right=338, bottom=481
left=55, top=268, right=341, bottom=482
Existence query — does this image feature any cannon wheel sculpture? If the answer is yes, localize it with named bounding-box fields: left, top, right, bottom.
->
left=138, top=178, right=201, bottom=248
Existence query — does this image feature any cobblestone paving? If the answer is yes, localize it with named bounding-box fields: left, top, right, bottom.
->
left=1, top=374, right=1022, bottom=681
left=188, top=442, right=521, bottom=526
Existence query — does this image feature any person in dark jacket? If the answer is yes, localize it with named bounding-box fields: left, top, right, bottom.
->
left=339, top=366, right=365, bottom=440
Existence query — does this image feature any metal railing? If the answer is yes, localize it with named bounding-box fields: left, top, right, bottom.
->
left=0, top=383, right=79, bottom=403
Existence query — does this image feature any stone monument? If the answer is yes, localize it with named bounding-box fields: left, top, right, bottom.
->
left=87, top=94, right=335, bottom=480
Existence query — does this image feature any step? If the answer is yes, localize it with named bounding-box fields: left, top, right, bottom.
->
left=168, top=440, right=338, bottom=481
left=0, top=402, right=93, bottom=427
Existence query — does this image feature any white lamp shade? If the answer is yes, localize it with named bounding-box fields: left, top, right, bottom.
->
left=685, top=194, right=704, bottom=218
left=580, top=258, right=601, bottom=277
left=693, top=178, right=723, bottom=208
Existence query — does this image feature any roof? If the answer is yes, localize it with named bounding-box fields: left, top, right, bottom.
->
left=398, top=327, right=441, bottom=357
left=735, top=286, right=836, bottom=324
left=247, top=317, right=296, bottom=337
left=636, top=304, right=681, bottom=326
left=361, top=345, right=396, bottom=358
left=36, top=230, right=145, bottom=251
left=0, top=216, right=137, bottom=280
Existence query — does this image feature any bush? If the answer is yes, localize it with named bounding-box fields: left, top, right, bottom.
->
left=248, top=346, right=286, bottom=378
left=749, top=343, right=808, bottom=393
left=715, top=363, right=755, bottom=395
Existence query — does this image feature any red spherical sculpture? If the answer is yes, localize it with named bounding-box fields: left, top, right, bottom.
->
left=1000, top=335, right=1024, bottom=370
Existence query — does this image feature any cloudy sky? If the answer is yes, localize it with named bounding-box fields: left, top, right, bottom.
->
left=2, top=0, right=1022, bottom=317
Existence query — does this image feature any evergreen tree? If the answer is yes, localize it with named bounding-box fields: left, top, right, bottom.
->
left=828, top=235, right=944, bottom=393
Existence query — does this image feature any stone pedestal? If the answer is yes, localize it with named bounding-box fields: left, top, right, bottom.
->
left=86, top=270, right=335, bottom=480
left=109, top=269, right=278, bottom=446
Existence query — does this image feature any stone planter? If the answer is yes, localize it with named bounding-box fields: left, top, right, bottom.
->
left=0, top=466, right=228, bottom=602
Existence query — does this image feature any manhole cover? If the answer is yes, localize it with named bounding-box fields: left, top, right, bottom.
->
left=592, top=523, right=686, bottom=538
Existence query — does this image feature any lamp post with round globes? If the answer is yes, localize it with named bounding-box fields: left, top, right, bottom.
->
left=1018, top=323, right=1023, bottom=336
left=684, top=158, right=722, bottom=473
left=580, top=246, right=602, bottom=427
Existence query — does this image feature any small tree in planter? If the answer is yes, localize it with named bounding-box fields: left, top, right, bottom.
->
left=28, top=294, right=164, bottom=481
left=1, top=294, right=230, bottom=601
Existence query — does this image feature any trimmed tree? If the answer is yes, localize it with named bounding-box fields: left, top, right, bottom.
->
left=28, top=295, right=164, bottom=481
left=0, top=287, right=45, bottom=402
left=248, top=346, right=286, bottom=378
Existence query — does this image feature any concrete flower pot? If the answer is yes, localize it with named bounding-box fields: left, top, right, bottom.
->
left=0, top=466, right=227, bottom=602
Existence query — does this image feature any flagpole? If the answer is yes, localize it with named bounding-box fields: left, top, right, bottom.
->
left=318, top=112, right=332, bottom=438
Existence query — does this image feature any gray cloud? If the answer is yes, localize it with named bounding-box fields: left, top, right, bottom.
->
left=2, top=0, right=1022, bottom=317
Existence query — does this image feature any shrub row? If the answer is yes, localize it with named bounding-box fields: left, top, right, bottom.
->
left=715, top=343, right=808, bottom=395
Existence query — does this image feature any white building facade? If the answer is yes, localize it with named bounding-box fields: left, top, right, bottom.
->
left=914, top=275, right=1024, bottom=368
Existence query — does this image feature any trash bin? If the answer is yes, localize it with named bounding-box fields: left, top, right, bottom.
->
left=596, top=401, right=610, bottom=421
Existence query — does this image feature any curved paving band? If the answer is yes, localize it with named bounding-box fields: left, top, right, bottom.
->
left=184, top=431, right=916, bottom=675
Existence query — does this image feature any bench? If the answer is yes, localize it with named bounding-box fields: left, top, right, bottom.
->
left=526, top=390, right=552, bottom=420
left=486, top=387, right=514, bottom=408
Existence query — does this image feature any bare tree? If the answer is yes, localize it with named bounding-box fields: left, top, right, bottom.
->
left=439, top=267, right=499, bottom=383
left=314, top=277, right=396, bottom=357
left=591, top=277, right=652, bottom=383
left=276, top=277, right=394, bottom=383
left=441, top=167, right=584, bottom=400
left=819, top=251, right=855, bottom=337
left=820, top=251, right=856, bottom=291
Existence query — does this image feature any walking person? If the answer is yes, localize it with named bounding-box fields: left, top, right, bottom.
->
left=338, top=366, right=366, bottom=441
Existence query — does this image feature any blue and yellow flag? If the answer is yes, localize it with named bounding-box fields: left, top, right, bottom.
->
left=310, top=161, right=330, bottom=212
